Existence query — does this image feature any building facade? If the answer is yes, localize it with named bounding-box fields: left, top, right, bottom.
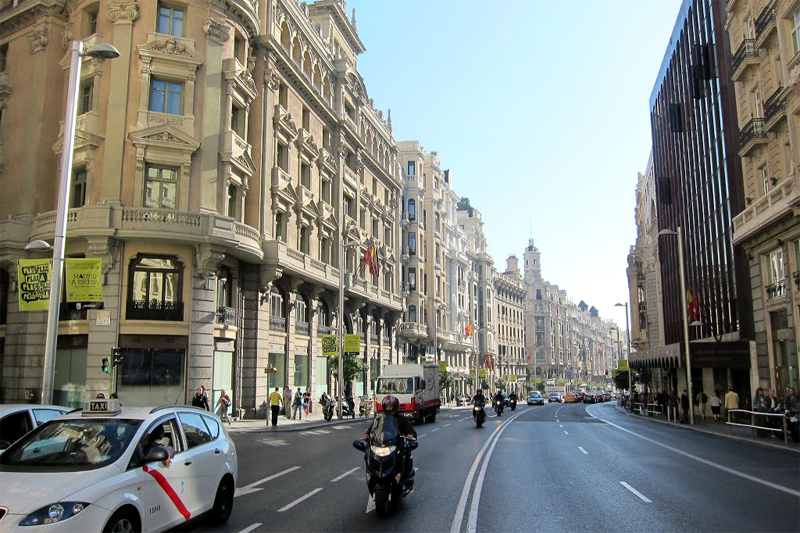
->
left=0, top=0, right=404, bottom=414
left=493, top=256, right=527, bottom=394
left=726, top=0, right=800, bottom=397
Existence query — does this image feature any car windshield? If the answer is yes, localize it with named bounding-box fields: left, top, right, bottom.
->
left=0, top=418, right=142, bottom=472
left=376, top=377, right=413, bottom=395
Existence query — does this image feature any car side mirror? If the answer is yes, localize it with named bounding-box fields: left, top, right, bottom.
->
left=352, top=439, right=367, bottom=452
left=406, top=440, right=418, bottom=452
left=0, top=440, right=10, bottom=450
left=143, top=447, right=169, bottom=463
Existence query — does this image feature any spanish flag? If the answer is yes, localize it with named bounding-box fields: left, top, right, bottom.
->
left=465, top=323, right=473, bottom=336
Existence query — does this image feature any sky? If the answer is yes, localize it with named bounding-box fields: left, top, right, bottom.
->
left=349, top=0, right=683, bottom=327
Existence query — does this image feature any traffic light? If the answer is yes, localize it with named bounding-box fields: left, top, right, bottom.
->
left=605, top=369, right=608, bottom=376
left=101, top=358, right=110, bottom=373
left=111, top=347, right=124, bottom=367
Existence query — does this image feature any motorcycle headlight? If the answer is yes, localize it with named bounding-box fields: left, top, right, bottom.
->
left=370, top=445, right=396, bottom=457
left=20, top=502, right=90, bottom=526
left=474, top=406, right=481, bottom=411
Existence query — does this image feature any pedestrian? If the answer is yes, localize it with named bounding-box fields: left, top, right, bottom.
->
left=283, top=386, right=293, bottom=418
left=292, top=388, right=304, bottom=420
left=710, top=389, right=722, bottom=421
left=680, top=389, right=690, bottom=423
left=217, top=389, right=232, bottom=424
left=96, top=392, right=106, bottom=399
left=752, top=387, right=767, bottom=412
left=724, top=387, right=740, bottom=422
left=669, top=389, right=678, bottom=422
left=192, top=387, right=210, bottom=410
left=784, top=387, right=800, bottom=414
left=201, top=385, right=210, bottom=408
left=696, top=389, right=708, bottom=421
left=110, top=393, right=123, bottom=407
left=269, top=387, right=283, bottom=426
left=303, top=387, right=311, bottom=415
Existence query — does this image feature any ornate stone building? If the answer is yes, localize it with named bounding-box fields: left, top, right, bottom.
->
left=0, top=0, right=404, bottom=414
left=493, top=256, right=527, bottom=394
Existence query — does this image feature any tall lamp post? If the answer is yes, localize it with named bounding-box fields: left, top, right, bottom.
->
left=615, top=302, right=633, bottom=396
left=658, top=226, right=693, bottom=425
left=39, top=40, right=119, bottom=405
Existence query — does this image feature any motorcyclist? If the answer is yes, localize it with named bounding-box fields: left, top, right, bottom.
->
left=472, top=389, right=486, bottom=406
left=362, top=395, right=417, bottom=442
left=509, top=390, right=518, bottom=403
left=493, top=390, right=504, bottom=407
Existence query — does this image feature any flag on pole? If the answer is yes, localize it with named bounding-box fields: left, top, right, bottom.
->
left=465, top=323, right=473, bottom=336
left=687, top=287, right=699, bottom=322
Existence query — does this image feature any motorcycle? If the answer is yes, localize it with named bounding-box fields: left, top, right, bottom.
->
left=338, top=396, right=356, bottom=419
left=509, top=398, right=517, bottom=411
left=494, top=399, right=504, bottom=416
left=473, top=403, right=486, bottom=428
left=353, top=416, right=417, bottom=518
left=322, top=400, right=335, bottom=421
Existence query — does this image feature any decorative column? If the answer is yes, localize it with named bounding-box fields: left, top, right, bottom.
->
left=200, top=17, right=230, bottom=212
left=189, top=245, right=225, bottom=403
left=285, top=278, right=304, bottom=389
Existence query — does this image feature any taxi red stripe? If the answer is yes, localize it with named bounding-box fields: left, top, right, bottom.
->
left=142, top=465, right=191, bottom=521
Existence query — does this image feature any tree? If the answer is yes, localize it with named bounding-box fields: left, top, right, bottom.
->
left=327, top=354, right=367, bottom=397
left=439, top=370, right=454, bottom=390
left=496, top=378, right=507, bottom=392
left=536, top=383, right=546, bottom=393
left=613, top=371, right=631, bottom=391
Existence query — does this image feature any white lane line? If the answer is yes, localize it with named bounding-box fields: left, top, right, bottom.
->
left=366, top=496, right=376, bottom=514
left=332, top=425, right=350, bottom=430
left=431, top=428, right=440, bottom=432
left=236, top=466, right=300, bottom=497
left=238, top=523, right=262, bottom=533
left=417, top=433, right=427, bottom=438
left=597, top=416, right=800, bottom=498
left=331, top=467, right=360, bottom=483
left=559, top=424, right=563, bottom=428
left=277, top=488, right=323, bottom=512
left=444, top=423, right=452, bottom=427
left=578, top=447, right=588, bottom=455
left=315, top=429, right=332, bottom=434
left=563, top=430, right=569, bottom=435
left=620, top=481, right=652, bottom=503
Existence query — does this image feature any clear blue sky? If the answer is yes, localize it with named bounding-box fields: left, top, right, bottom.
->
left=349, top=0, right=682, bottom=325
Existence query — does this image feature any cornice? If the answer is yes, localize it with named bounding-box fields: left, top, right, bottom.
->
left=0, top=1, right=64, bottom=42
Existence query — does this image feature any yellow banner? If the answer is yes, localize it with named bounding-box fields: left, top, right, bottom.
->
left=510, top=375, right=517, bottom=382
left=321, top=335, right=337, bottom=356
left=618, top=359, right=629, bottom=371
left=344, top=334, right=360, bottom=353
left=66, top=258, right=103, bottom=302
left=535, top=377, right=542, bottom=383
left=479, top=369, right=487, bottom=378
left=18, top=259, right=51, bottom=311
left=438, top=361, right=447, bottom=372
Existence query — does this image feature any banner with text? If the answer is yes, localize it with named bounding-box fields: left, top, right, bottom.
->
left=18, top=259, right=51, bottom=311
left=66, top=258, right=104, bottom=302
left=321, top=334, right=337, bottom=356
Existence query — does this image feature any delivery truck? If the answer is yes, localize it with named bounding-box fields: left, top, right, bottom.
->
left=375, top=363, right=441, bottom=423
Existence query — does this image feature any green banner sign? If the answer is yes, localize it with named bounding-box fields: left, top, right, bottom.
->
left=66, top=258, right=103, bottom=302
left=18, top=259, right=51, bottom=311
left=344, top=334, right=360, bottom=354
left=510, top=375, right=517, bottom=382
left=321, top=334, right=337, bottom=356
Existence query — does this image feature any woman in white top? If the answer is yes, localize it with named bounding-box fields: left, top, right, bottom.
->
left=709, top=389, right=722, bottom=422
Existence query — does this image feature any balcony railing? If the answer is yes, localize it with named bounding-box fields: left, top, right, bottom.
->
left=126, top=300, right=184, bottom=321
left=59, top=302, right=87, bottom=321
left=755, top=6, right=776, bottom=40
left=270, top=316, right=286, bottom=332
left=763, top=85, right=785, bottom=125
left=296, top=321, right=309, bottom=336
left=765, top=280, right=786, bottom=300
left=732, top=39, right=758, bottom=74
left=215, top=306, right=236, bottom=326
left=739, top=118, right=766, bottom=152
left=317, top=325, right=334, bottom=335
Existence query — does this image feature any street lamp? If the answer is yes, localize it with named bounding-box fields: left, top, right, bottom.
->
left=39, top=40, right=119, bottom=405
left=658, top=226, right=693, bottom=425
left=615, top=302, right=633, bottom=396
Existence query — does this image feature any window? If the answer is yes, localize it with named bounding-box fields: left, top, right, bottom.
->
left=321, top=178, right=331, bottom=204
left=767, top=248, right=785, bottom=298
left=322, top=127, right=330, bottom=150
left=32, top=409, right=64, bottom=426
left=0, top=411, right=33, bottom=445
left=343, top=195, right=353, bottom=218
left=294, top=354, right=308, bottom=387
left=278, top=83, right=288, bottom=108
left=435, top=243, right=440, bottom=264
left=317, top=301, right=330, bottom=328
left=793, top=9, right=800, bottom=54
left=344, top=101, right=355, bottom=121
left=299, top=226, right=309, bottom=254
left=384, top=227, right=391, bottom=244
left=372, top=219, right=379, bottom=237
left=270, top=287, right=285, bottom=318
left=79, top=79, right=93, bottom=115
left=407, top=161, right=415, bottom=176
left=320, top=237, right=330, bottom=264
left=0, top=44, right=6, bottom=73
left=300, top=162, right=311, bottom=189
left=216, top=266, right=232, bottom=308
left=302, top=107, right=310, bottom=130
left=296, top=298, right=308, bottom=323
left=275, top=211, right=285, bottom=242
left=233, top=34, right=245, bottom=64
left=87, top=7, right=98, bottom=36
left=276, top=142, right=287, bottom=171
left=157, top=3, right=184, bottom=37
left=144, top=165, right=178, bottom=209
left=149, top=78, right=183, bottom=115
left=407, top=199, right=416, bottom=221
left=435, top=212, right=440, bottom=233
left=231, top=104, right=244, bottom=136
left=178, top=412, right=213, bottom=448
left=226, top=184, right=237, bottom=218
left=408, top=233, right=416, bottom=255
left=408, top=268, right=416, bottom=292
left=407, top=305, right=417, bottom=323
left=129, top=255, right=182, bottom=310
left=71, top=168, right=87, bottom=208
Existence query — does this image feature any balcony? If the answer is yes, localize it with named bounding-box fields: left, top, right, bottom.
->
left=270, top=316, right=286, bottom=332
left=738, top=118, right=767, bottom=156
left=398, top=322, right=427, bottom=340
left=59, top=302, right=87, bottom=321
left=317, top=325, right=334, bottom=335
left=126, top=300, right=184, bottom=321
left=733, top=175, right=799, bottom=244
left=763, top=86, right=786, bottom=132
left=732, top=39, right=759, bottom=81
left=296, top=321, right=309, bottom=336
left=765, top=279, right=786, bottom=300
left=755, top=5, right=777, bottom=48
left=216, top=306, right=236, bottom=326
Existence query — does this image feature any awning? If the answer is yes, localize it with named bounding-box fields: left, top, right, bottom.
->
left=630, top=341, right=752, bottom=369
left=630, top=343, right=680, bottom=368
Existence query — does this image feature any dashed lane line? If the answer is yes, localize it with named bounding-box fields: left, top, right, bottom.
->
left=277, top=488, right=324, bottom=512
left=236, top=466, right=301, bottom=497
left=331, top=467, right=360, bottom=483
left=620, top=481, right=652, bottom=503
left=563, top=430, right=569, bottom=435
left=578, top=447, right=588, bottom=455
left=431, top=428, right=440, bottom=432
left=238, top=523, right=262, bottom=533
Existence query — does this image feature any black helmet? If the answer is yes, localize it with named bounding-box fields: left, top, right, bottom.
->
left=382, top=395, right=400, bottom=415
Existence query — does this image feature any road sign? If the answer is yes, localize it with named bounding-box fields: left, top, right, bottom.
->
left=321, top=334, right=337, bottom=356
left=438, top=361, right=447, bottom=372
left=618, top=359, right=629, bottom=371
left=344, top=334, right=360, bottom=354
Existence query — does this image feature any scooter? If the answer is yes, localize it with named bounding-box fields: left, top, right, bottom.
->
left=323, top=400, right=335, bottom=421
left=494, top=399, right=504, bottom=416
left=473, top=403, right=486, bottom=428
left=353, top=418, right=417, bottom=518
left=337, top=396, right=356, bottom=419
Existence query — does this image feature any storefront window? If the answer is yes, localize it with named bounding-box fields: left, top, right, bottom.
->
left=294, top=354, right=308, bottom=387
left=268, top=353, right=285, bottom=389
left=117, top=348, right=185, bottom=406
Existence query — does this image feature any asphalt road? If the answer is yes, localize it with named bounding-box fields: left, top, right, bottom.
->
left=188, top=402, right=800, bottom=533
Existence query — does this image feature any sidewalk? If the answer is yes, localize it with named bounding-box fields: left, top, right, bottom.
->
left=613, top=404, right=800, bottom=453
left=226, top=407, right=364, bottom=433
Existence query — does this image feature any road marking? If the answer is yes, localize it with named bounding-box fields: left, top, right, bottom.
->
left=259, top=438, right=290, bottom=447
left=444, top=423, right=452, bottom=427
left=238, top=523, right=262, bottom=533
left=331, top=467, right=360, bottom=483
left=559, top=424, right=563, bottom=428
left=431, top=428, right=440, bottom=432
left=596, top=415, right=800, bottom=498
left=620, top=481, right=652, bottom=503
left=366, top=496, right=376, bottom=514
left=563, top=430, right=569, bottom=435
left=315, top=429, right=332, bottom=434
left=278, top=488, right=323, bottom=512
left=236, top=466, right=301, bottom=497
left=417, top=433, right=427, bottom=438
left=578, top=447, right=588, bottom=455
left=461, top=416, right=471, bottom=421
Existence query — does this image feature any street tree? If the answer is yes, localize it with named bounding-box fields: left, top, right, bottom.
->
left=327, top=353, right=367, bottom=397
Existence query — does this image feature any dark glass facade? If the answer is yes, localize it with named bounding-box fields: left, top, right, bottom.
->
left=650, top=0, right=752, bottom=347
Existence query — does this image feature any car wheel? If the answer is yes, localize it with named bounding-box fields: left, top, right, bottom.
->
left=103, top=507, right=140, bottom=533
left=209, top=475, right=235, bottom=525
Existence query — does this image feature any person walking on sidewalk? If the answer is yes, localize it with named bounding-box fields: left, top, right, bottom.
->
left=292, top=388, right=304, bottom=420
left=724, top=387, right=740, bottom=422
left=710, top=390, right=722, bottom=421
left=680, top=389, right=690, bottom=423
left=269, top=387, right=283, bottom=426
left=217, top=389, right=232, bottom=424
left=192, top=387, right=210, bottom=411
left=303, top=388, right=311, bottom=416
left=669, top=389, right=679, bottom=421
left=283, top=386, right=293, bottom=419
left=696, top=389, right=708, bottom=421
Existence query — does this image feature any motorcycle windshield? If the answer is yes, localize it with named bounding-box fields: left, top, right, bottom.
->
left=369, top=415, right=400, bottom=446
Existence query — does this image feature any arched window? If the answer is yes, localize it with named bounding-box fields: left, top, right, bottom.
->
left=407, top=305, right=417, bottom=323
left=291, top=37, right=301, bottom=63
left=127, top=255, right=183, bottom=320
left=280, top=23, right=290, bottom=49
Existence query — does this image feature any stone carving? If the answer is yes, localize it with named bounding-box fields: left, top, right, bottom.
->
left=61, top=23, right=73, bottom=51
left=267, top=71, right=281, bottom=91
left=107, top=1, right=139, bottom=23
left=195, top=245, right=226, bottom=280
left=87, top=237, right=119, bottom=275
left=237, top=69, right=258, bottom=95
left=149, top=38, right=192, bottom=56
left=27, top=28, right=49, bottom=54
left=204, top=18, right=230, bottom=44
left=144, top=131, right=189, bottom=144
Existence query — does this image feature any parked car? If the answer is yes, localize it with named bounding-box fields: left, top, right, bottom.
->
left=0, top=404, right=70, bottom=453
left=583, top=392, right=596, bottom=404
left=456, top=395, right=471, bottom=406
left=527, top=392, right=545, bottom=406
left=547, top=392, right=562, bottom=403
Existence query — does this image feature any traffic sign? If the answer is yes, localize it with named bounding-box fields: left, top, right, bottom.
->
left=344, top=334, right=360, bottom=354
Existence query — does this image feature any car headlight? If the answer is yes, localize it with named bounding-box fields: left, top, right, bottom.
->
left=370, top=445, right=396, bottom=457
left=20, top=502, right=90, bottom=526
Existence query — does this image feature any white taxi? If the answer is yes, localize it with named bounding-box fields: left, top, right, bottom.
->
left=0, top=399, right=237, bottom=532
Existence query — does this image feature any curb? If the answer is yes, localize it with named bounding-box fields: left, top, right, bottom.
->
left=611, top=404, right=800, bottom=454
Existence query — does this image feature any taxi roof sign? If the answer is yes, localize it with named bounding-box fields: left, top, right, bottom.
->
left=83, top=398, right=121, bottom=416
